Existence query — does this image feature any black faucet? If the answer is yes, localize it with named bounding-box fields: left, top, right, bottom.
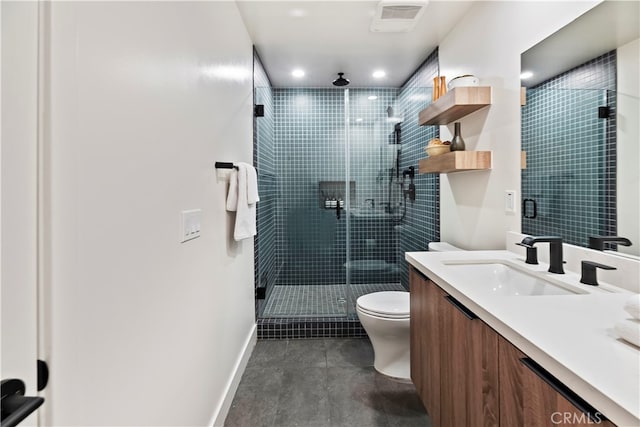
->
left=580, top=261, right=616, bottom=286
left=519, top=236, right=565, bottom=274
left=515, top=242, right=538, bottom=265
left=588, top=236, right=632, bottom=251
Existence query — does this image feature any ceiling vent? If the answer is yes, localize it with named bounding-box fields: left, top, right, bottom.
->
left=370, top=0, right=429, bottom=33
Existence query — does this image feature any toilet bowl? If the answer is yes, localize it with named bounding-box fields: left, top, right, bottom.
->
left=356, top=291, right=410, bottom=381
left=357, top=243, right=462, bottom=381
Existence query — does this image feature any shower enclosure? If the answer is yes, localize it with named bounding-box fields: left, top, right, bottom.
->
left=255, top=87, right=414, bottom=329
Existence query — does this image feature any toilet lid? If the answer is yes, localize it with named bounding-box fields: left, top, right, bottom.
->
left=356, top=291, right=410, bottom=318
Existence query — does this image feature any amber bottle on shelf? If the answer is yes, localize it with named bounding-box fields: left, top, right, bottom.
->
left=439, top=76, right=447, bottom=97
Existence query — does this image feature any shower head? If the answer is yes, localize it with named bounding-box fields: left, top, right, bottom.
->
left=332, top=72, right=350, bottom=87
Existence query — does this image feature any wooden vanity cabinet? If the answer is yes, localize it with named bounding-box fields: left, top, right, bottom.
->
left=410, top=266, right=445, bottom=426
left=440, top=289, right=500, bottom=427
left=409, top=267, right=499, bottom=427
left=499, top=336, right=616, bottom=427
left=409, top=267, right=616, bottom=427
left=498, top=335, right=526, bottom=426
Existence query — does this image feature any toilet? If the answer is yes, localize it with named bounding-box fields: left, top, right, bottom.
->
left=356, top=291, right=411, bottom=380
left=356, top=241, right=463, bottom=381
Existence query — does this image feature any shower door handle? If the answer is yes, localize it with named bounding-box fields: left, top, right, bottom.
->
left=523, top=198, right=537, bottom=219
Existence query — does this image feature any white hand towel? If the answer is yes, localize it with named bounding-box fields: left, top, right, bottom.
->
left=225, top=163, right=259, bottom=241
left=623, top=294, right=640, bottom=320
left=614, top=319, right=640, bottom=348
left=245, top=163, right=260, bottom=204
left=226, top=169, right=239, bottom=212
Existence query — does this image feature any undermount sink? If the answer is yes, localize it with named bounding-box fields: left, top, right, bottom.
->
left=442, top=260, right=587, bottom=296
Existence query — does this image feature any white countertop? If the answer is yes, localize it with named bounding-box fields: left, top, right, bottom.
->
left=406, top=250, right=640, bottom=427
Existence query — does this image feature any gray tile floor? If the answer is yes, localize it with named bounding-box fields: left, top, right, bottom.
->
left=225, top=338, right=432, bottom=427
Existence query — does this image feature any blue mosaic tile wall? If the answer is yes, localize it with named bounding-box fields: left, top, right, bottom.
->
left=522, top=51, right=616, bottom=248
left=273, top=88, right=402, bottom=287
left=253, top=50, right=278, bottom=317
left=396, top=49, right=441, bottom=289
left=254, top=49, right=442, bottom=335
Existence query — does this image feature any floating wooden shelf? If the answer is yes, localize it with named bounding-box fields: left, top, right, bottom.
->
left=419, top=151, right=492, bottom=174
left=418, top=86, right=492, bottom=126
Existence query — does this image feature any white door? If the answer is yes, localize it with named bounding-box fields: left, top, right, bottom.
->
left=1, top=1, right=42, bottom=425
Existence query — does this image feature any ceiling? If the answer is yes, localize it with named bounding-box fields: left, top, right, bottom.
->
left=236, top=1, right=474, bottom=88
left=521, top=0, right=640, bottom=87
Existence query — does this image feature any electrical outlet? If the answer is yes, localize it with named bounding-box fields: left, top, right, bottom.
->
left=505, top=190, right=516, bottom=214
left=180, top=209, right=202, bottom=243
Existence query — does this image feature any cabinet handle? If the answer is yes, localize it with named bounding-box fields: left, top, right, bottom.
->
left=519, top=358, right=607, bottom=423
left=444, top=295, right=478, bottom=320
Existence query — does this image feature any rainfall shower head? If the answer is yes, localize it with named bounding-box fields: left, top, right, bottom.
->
left=332, top=72, right=350, bottom=87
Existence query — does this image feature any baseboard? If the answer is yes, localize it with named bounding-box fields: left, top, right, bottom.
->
left=209, top=324, right=257, bottom=427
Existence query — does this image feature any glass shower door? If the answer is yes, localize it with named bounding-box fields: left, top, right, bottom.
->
left=257, top=87, right=407, bottom=320
left=344, top=88, right=405, bottom=319
left=259, top=88, right=350, bottom=318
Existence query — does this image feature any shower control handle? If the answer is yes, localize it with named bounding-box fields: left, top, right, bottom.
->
left=406, top=183, right=416, bottom=201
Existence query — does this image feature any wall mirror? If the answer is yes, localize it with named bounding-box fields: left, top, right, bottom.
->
left=520, top=1, right=639, bottom=257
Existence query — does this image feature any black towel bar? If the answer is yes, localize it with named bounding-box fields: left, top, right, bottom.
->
left=215, top=162, right=239, bottom=170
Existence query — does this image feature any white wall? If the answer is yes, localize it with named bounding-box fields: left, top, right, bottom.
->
left=43, top=2, right=255, bottom=425
left=1, top=1, right=40, bottom=415
left=617, top=38, right=639, bottom=256
left=438, top=1, right=600, bottom=250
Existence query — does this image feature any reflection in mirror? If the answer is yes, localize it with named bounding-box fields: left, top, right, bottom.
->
left=520, top=1, right=639, bottom=257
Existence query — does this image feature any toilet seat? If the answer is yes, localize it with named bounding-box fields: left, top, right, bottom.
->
left=356, top=291, right=409, bottom=319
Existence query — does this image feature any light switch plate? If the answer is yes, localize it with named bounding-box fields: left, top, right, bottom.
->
left=180, top=209, right=202, bottom=243
left=505, top=190, right=516, bottom=214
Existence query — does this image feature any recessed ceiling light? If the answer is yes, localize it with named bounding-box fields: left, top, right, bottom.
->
left=292, top=69, right=305, bottom=78
left=372, top=70, right=386, bottom=79
left=368, top=95, right=378, bottom=100
left=520, top=71, right=534, bottom=79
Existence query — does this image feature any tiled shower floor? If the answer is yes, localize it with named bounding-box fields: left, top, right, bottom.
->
left=262, top=283, right=406, bottom=318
